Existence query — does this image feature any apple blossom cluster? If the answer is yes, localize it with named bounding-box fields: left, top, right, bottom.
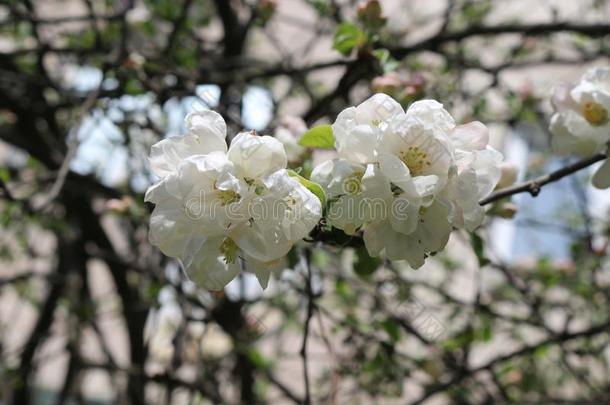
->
left=311, top=94, right=503, bottom=268
left=549, top=67, right=610, bottom=189
left=145, top=110, right=322, bottom=290
left=145, top=95, right=504, bottom=290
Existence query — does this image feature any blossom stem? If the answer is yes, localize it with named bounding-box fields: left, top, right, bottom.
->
left=479, top=153, right=607, bottom=205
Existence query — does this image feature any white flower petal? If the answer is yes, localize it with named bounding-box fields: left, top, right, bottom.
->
left=336, top=124, right=377, bottom=164
left=551, top=83, right=579, bottom=113
left=363, top=221, right=426, bottom=269
left=246, top=256, right=286, bottom=289
left=230, top=171, right=321, bottom=262
left=149, top=133, right=228, bottom=178
left=577, top=67, right=610, bottom=97
left=311, top=159, right=366, bottom=198
left=183, top=236, right=240, bottom=290
left=389, top=194, right=420, bottom=235
left=326, top=193, right=366, bottom=234
left=413, top=175, right=440, bottom=206
left=377, top=153, right=417, bottom=196
left=228, top=132, right=288, bottom=179
left=413, top=200, right=452, bottom=253
left=406, top=99, right=455, bottom=137
left=592, top=158, right=610, bottom=189
left=230, top=220, right=293, bottom=262
left=451, top=121, right=489, bottom=151
left=550, top=113, right=601, bottom=156
left=148, top=203, right=199, bottom=258
left=384, top=115, right=454, bottom=183
left=185, top=110, right=227, bottom=141
left=355, top=93, right=404, bottom=125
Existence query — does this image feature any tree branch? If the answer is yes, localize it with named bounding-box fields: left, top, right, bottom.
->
left=480, top=153, right=607, bottom=205
left=389, top=22, right=610, bottom=59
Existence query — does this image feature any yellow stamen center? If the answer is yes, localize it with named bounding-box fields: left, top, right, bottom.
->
left=217, top=189, right=240, bottom=206
left=582, top=101, right=608, bottom=126
left=399, top=146, right=431, bottom=176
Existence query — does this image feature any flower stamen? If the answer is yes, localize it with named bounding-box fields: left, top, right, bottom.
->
left=582, top=101, right=608, bottom=126
left=399, top=146, right=431, bottom=176
left=217, top=189, right=240, bottom=206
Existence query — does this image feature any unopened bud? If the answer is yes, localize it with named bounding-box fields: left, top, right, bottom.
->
left=357, top=0, right=386, bottom=30
left=106, top=197, right=131, bottom=214
left=493, top=202, right=518, bottom=219
left=497, top=162, right=518, bottom=189
left=404, top=84, right=419, bottom=97
left=257, top=0, right=277, bottom=25
left=403, top=74, right=426, bottom=100
left=371, top=72, right=403, bottom=95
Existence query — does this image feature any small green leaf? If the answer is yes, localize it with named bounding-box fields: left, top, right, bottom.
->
left=354, top=246, right=381, bottom=278
left=372, top=48, right=399, bottom=73
left=246, top=348, right=271, bottom=370
left=381, top=318, right=401, bottom=342
left=0, top=167, right=10, bottom=184
left=332, top=23, right=365, bottom=56
left=298, top=124, right=335, bottom=149
left=470, top=232, right=490, bottom=267
left=287, top=170, right=326, bottom=205
left=335, top=278, right=356, bottom=304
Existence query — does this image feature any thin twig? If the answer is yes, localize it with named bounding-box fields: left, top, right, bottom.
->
left=480, top=153, right=607, bottom=205
left=34, top=87, right=101, bottom=210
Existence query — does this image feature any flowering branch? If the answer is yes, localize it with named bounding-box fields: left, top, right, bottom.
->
left=479, top=153, right=607, bottom=205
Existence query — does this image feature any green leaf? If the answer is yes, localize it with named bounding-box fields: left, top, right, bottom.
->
left=298, top=124, right=335, bottom=149
left=0, top=167, right=10, bottom=184
left=381, top=318, right=401, bottom=342
left=332, top=23, right=365, bottom=56
left=287, top=170, right=326, bottom=205
left=372, top=48, right=399, bottom=73
left=246, top=348, right=271, bottom=370
left=335, top=278, right=356, bottom=304
left=354, top=246, right=381, bottom=278
left=470, top=232, right=490, bottom=267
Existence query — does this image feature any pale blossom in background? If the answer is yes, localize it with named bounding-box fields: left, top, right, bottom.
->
left=550, top=67, right=610, bottom=189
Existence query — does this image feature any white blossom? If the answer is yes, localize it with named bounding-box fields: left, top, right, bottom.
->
left=229, top=169, right=322, bottom=262
left=497, top=162, right=519, bottom=189
left=315, top=94, right=503, bottom=268
left=445, top=122, right=503, bottom=231
left=311, top=159, right=372, bottom=234
left=549, top=67, right=610, bottom=189
left=363, top=200, right=452, bottom=268
left=149, top=110, right=228, bottom=178
left=227, top=131, right=287, bottom=180
left=332, top=93, right=403, bottom=164
left=146, top=111, right=322, bottom=290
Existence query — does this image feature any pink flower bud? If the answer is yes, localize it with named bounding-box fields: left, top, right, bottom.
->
left=357, top=0, right=387, bottom=30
